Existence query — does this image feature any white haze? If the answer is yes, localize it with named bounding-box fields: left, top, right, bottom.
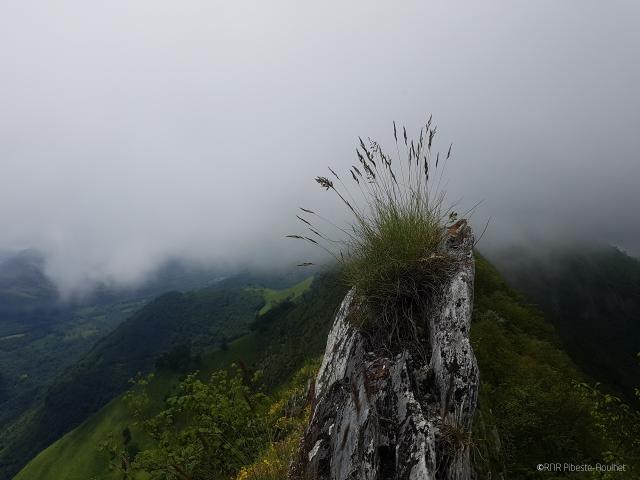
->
left=1, top=1, right=639, bottom=293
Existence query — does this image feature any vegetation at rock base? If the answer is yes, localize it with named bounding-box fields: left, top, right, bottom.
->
left=234, top=431, right=302, bottom=480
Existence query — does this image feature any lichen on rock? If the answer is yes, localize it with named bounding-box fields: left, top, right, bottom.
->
left=292, top=224, right=478, bottom=480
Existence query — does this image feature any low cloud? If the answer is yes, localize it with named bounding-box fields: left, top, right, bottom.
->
left=1, top=1, right=639, bottom=293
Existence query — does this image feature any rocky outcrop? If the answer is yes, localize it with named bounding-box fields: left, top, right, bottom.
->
left=293, top=225, right=478, bottom=480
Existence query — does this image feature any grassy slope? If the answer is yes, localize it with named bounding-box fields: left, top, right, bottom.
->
left=17, top=259, right=638, bottom=480
left=7, top=278, right=314, bottom=480
left=1, top=288, right=267, bottom=479
left=254, top=276, right=314, bottom=315
left=0, top=299, right=147, bottom=425
left=16, top=274, right=339, bottom=480
left=15, top=396, right=142, bottom=480
left=15, top=370, right=190, bottom=480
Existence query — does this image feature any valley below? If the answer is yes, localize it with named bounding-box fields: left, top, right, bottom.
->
left=1, top=245, right=638, bottom=479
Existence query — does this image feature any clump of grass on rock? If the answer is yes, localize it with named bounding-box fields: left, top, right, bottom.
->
left=289, top=117, right=466, bottom=353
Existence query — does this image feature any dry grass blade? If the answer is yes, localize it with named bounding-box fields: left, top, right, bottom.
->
left=292, top=115, right=468, bottom=358
left=390, top=168, right=398, bottom=184
left=428, top=128, right=436, bottom=149
left=296, top=215, right=312, bottom=226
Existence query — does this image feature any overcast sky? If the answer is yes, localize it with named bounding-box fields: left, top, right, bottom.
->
left=1, top=1, right=639, bottom=293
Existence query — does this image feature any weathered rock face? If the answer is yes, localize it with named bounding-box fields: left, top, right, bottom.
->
left=293, top=225, right=478, bottom=480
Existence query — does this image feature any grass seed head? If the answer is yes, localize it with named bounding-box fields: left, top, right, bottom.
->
left=294, top=115, right=463, bottom=355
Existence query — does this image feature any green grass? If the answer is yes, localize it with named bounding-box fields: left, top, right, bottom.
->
left=0, top=331, right=286, bottom=480
left=13, top=353, right=245, bottom=480
left=14, top=395, right=146, bottom=480
left=343, top=201, right=453, bottom=316
left=294, top=120, right=459, bottom=344
left=14, top=369, right=183, bottom=480
left=253, top=276, right=313, bottom=315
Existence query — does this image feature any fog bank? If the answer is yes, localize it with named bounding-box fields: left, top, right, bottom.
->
left=1, top=1, right=639, bottom=293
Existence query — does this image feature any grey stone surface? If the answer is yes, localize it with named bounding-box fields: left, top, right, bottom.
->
left=294, top=225, right=478, bottom=480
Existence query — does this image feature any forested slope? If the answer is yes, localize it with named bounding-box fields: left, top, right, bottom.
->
left=15, top=259, right=640, bottom=479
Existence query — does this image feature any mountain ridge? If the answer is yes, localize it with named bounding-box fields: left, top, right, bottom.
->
left=14, top=255, right=640, bottom=479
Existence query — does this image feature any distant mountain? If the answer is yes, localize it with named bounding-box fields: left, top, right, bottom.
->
left=0, top=252, right=229, bottom=445
left=0, top=249, right=60, bottom=337
left=0, top=249, right=58, bottom=306
left=0, top=250, right=239, bottom=425
left=490, top=244, right=640, bottom=402
left=76, top=259, right=227, bottom=307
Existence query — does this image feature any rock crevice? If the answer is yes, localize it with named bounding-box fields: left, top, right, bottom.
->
left=293, top=226, right=478, bottom=480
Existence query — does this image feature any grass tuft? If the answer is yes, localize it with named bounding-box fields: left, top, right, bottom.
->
left=290, top=116, right=470, bottom=353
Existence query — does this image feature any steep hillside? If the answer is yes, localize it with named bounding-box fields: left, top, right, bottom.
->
left=492, top=245, right=640, bottom=401
left=1, top=277, right=313, bottom=479
left=0, top=298, right=146, bottom=444
left=470, top=256, right=640, bottom=478
left=15, top=271, right=347, bottom=480
left=16, top=259, right=640, bottom=479
left=0, top=254, right=234, bottom=450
